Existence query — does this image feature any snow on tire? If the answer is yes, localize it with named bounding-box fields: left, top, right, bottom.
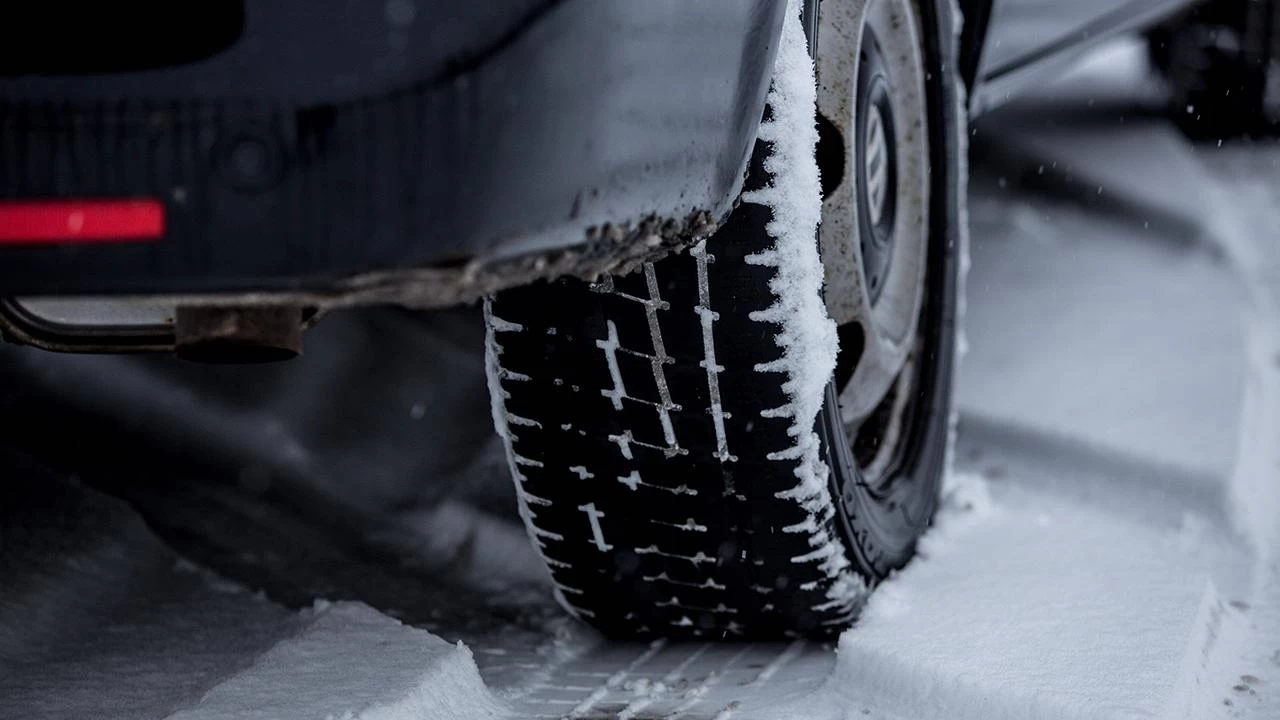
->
left=486, top=0, right=960, bottom=639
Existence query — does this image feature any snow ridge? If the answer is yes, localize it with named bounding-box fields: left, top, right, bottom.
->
left=165, top=602, right=508, bottom=720
left=741, top=1, right=864, bottom=616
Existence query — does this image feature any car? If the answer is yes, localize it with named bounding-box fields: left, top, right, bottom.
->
left=0, top=0, right=1273, bottom=639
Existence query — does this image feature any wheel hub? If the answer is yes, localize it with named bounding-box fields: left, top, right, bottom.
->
left=858, top=55, right=898, bottom=305
left=863, top=102, right=892, bottom=228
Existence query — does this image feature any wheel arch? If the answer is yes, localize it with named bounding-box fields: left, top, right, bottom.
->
left=954, top=0, right=995, bottom=92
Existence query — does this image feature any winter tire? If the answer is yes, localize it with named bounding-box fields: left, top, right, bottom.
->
left=486, top=0, right=963, bottom=639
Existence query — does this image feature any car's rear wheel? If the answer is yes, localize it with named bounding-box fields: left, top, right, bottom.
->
left=485, top=0, right=962, bottom=639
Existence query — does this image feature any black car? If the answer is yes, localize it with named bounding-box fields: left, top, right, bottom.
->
left=0, top=0, right=1274, bottom=638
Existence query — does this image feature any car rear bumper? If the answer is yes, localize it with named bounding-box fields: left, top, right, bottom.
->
left=0, top=0, right=784, bottom=299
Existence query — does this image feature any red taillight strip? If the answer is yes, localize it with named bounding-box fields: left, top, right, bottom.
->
left=0, top=200, right=165, bottom=245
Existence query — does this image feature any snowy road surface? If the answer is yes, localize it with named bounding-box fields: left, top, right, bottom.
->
left=3, top=42, right=1280, bottom=720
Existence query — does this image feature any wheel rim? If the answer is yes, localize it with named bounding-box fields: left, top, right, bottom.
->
left=818, top=0, right=931, bottom=488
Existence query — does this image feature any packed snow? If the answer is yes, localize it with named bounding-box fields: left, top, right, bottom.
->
left=0, top=476, right=510, bottom=720
left=167, top=602, right=506, bottom=720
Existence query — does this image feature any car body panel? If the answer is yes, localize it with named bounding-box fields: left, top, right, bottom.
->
left=0, top=0, right=784, bottom=299
left=2, top=1, right=549, bottom=104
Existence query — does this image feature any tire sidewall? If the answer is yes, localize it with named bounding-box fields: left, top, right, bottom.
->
left=824, top=0, right=964, bottom=579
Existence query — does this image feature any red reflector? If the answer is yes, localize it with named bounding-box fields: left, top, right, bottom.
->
left=0, top=199, right=165, bottom=245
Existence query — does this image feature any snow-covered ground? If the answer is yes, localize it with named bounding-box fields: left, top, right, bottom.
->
left=3, top=41, right=1279, bottom=720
